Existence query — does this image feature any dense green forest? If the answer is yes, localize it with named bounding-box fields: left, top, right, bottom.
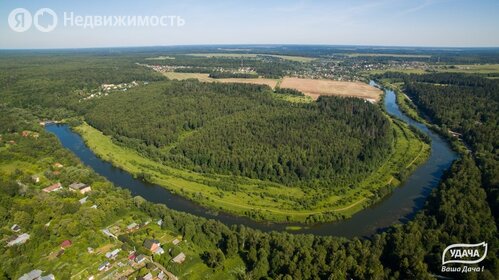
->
left=82, top=80, right=393, bottom=187
left=379, top=72, right=498, bottom=222
left=0, top=106, right=497, bottom=279
left=1, top=52, right=498, bottom=279
left=0, top=54, right=165, bottom=119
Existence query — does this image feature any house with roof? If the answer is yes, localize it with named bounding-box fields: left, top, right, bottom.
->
left=79, top=196, right=88, bottom=204
left=10, top=224, right=21, bottom=232
left=135, top=254, right=147, bottom=264
left=31, top=175, right=40, bottom=183
left=172, top=238, right=181, bottom=245
left=69, top=182, right=92, bottom=194
left=172, top=252, right=186, bottom=264
left=18, top=269, right=55, bottom=280
left=6, top=233, right=30, bottom=247
left=143, top=239, right=164, bottom=255
left=98, top=261, right=110, bottom=271
left=53, top=162, right=64, bottom=168
left=18, top=269, right=42, bottom=280
left=140, top=273, right=153, bottom=280
left=42, top=183, right=62, bottom=193
left=60, top=239, right=72, bottom=249
left=105, top=248, right=121, bottom=259
left=126, top=222, right=139, bottom=232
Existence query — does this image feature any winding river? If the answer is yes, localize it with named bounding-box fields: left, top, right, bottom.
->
left=46, top=87, right=457, bottom=238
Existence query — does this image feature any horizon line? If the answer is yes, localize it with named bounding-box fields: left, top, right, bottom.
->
left=2, top=43, right=499, bottom=51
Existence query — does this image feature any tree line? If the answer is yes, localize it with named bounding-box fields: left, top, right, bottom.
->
left=82, top=79, right=393, bottom=188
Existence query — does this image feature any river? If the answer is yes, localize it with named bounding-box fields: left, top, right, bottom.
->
left=45, top=87, right=457, bottom=238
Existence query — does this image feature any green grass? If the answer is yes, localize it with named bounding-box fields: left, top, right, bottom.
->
left=366, top=64, right=499, bottom=75
left=75, top=119, right=429, bottom=223
left=273, top=93, right=314, bottom=103
left=432, top=64, right=499, bottom=74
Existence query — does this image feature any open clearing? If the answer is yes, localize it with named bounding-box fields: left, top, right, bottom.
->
left=145, top=56, right=175, bottom=60
left=367, top=64, right=499, bottom=75
left=163, top=72, right=381, bottom=101
left=280, top=77, right=382, bottom=101
left=187, top=53, right=316, bottom=62
left=75, top=118, right=428, bottom=223
left=162, top=72, right=279, bottom=88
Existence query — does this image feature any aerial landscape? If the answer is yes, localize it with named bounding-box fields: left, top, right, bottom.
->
left=0, top=0, right=498, bottom=279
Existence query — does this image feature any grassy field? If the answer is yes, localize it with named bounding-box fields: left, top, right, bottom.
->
left=74, top=117, right=429, bottom=224
left=367, top=64, right=499, bottom=75
left=187, top=53, right=316, bottom=62
left=280, top=77, right=382, bottom=101
left=432, top=64, right=499, bottom=74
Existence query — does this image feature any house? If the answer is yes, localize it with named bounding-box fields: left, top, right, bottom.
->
left=6, top=233, right=30, bottom=246
left=98, top=261, right=110, bottom=271
left=18, top=269, right=42, bottom=280
left=172, top=252, right=186, bottom=264
left=140, top=273, right=153, bottom=280
left=69, top=182, right=92, bottom=194
left=79, top=196, right=88, bottom=204
left=143, top=239, right=163, bottom=254
left=53, top=162, right=64, bottom=168
left=172, top=238, right=181, bottom=245
left=10, top=224, right=21, bottom=232
left=91, top=205, right=98, bottom=209
left=135, top=254, right=147, bottom=264
left=42, top=183, right=62, bottom=193
left=105, top=248, right=121, bottom=259
left=128, top=252, right=136, bottom=261
left=126, top=222, right=139, bottom=231
left=157, top=219, right=163, bottom=226
left=60, top=239, right=72, bottom=249
left=31, top=175, right=40, bottom=183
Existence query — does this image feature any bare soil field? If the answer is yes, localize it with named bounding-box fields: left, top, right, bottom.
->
left=280, top=77, right=382, bottom=102
left=163, top=72, right=278, bottom=88
left=162, top=73, right=380, bottom=101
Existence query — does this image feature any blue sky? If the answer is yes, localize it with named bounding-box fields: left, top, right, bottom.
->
left=1, top=0, right=498, bottom=49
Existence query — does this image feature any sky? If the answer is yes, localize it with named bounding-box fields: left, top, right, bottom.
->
left=1, top=0, right=498, bottom=49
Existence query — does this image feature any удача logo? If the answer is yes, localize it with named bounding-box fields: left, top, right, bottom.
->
left=442, top=242, right=488, bottom=265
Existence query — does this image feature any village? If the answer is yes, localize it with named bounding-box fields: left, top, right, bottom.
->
left=77, top=81, right=143, bottom=102
left=1, top=129, right=190, bottom=280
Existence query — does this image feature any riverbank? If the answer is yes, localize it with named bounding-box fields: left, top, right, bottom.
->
left=70, top=108, right=428, bottom=224
left=47, top=88, right=456, bottom=237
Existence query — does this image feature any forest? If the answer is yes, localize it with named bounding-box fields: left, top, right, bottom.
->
left=0, top=106, right=497, bottom=279
left=379, top=72, right=498, bottom=221
left=82, top=79, right=393, bottom=188
left=0, top=51, right=497, bottom=279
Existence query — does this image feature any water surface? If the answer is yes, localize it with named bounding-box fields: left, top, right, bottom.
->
left=46, top=88, right=457, bottom=238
